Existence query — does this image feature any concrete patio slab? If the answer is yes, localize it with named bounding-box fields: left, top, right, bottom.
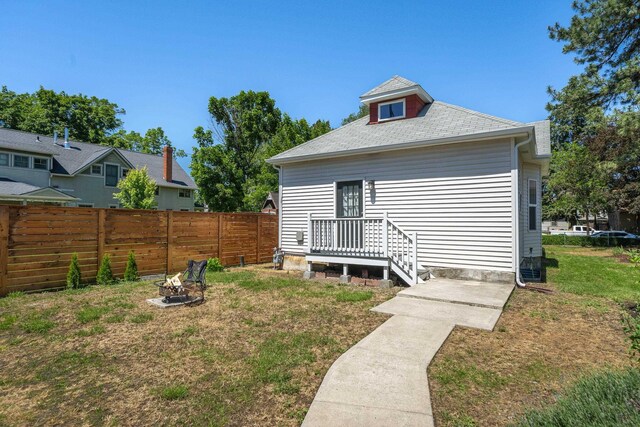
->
left=398, top=278, right=515, bottom=309
left=372, top=297, right=503, bottom=331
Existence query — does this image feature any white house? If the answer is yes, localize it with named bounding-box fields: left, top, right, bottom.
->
left=267, top=76, right=550, bottom=286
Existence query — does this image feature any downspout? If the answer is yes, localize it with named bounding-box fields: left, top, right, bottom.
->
left=271, top=164, right=282, bottom=248
left=513, top=133, right=533, bottom=288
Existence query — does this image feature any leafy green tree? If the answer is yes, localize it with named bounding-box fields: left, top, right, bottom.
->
left=66, top=253, right=83, bottom=289
left=96, top=254, right=114, bottom=285
left=114, top=166, right=158, bottom=209
left=107, top=127, right=186, bottom=157
left=124, top=251, right=139, bottom=281
left=544, top=143, right=613, bottom=233
left=341, top=104, right=369, bottom=126
left=191, top=91, right=282, bottom=211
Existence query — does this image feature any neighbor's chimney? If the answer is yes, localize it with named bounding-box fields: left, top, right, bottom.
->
left=64, top=127, right=70, bottom=149
left=53, top=131, right=58, bottom=145
left=163, top=145, right=173, bottom=182
left=36, top=136, right=40, bottom=143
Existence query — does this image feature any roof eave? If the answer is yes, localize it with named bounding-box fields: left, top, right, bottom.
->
left=267, top=126, right=534, bottom=165
left=359, top=86, right=433, bottom=105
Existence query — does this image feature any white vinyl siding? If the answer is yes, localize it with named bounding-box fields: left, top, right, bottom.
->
left=280, top=139, right=515, bottom=272
left=520, top=163, right=542, bottom=258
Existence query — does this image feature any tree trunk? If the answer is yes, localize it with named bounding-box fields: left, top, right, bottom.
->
left=585, top=209, right=591, bottom=236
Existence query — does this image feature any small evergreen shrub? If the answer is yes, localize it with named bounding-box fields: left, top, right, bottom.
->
left=206, top=257, right=224, bottom=272
left=124, top=251, right=139, bottom=281
left=96, top=254, right=114, bottom=285
left=66, top=253, right=84, bottom=289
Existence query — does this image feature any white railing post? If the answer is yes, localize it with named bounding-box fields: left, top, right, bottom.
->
left=411, top=231, right=418, bottom=283
left=307, top=213, right=312, bottom=253
left=382, top=212, right=388, bottom=258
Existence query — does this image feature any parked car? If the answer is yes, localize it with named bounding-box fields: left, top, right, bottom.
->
left=590, top=231, right=639, bottom=239
left=549, top=225, right=596, bottom=236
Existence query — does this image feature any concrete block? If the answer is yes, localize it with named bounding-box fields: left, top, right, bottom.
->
left=339, top=275, right=351, bottom=283
left=398, top=279, right=514, bottom=309
left=302, top=271, right=316, bottom=279
left=378, top=279, right=394, bottom=288
left=431, top=267, right=515, bottom=284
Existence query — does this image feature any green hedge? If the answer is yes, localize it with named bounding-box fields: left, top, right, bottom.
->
left=542, top=234, right=639, bottom=247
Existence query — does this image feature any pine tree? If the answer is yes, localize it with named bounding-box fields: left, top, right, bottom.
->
left=124, top=251, right=139, bottom=281
left=66, top=253, right=83, bottom=289
left=96, top=254, right=114, bottom=285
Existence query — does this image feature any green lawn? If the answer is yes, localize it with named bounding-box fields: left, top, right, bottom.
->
left=544, top=245, right=640, bottom=302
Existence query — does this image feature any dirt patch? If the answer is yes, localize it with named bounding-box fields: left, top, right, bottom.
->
left=0, top=265, right=398, bottom=426
left=428, top=285, right=633, bottom=426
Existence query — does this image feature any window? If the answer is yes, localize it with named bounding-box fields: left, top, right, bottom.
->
left=33, top=157, right=48, bottom=170
left=78, top=203, right=94, bottom=208
left=109, top=204, right=118, bottom=209
left=336, top=181, right=363, bottom=218
left=155, top=186, right=160, bottom=196
left=121, top=168, right=129, bottom=178
left=13, top=155, right=29, bottom=168
left=180, top=209, right=190, bottom=212
left=378, top=99, right=405, bottom=121
left=105, top=164, right=119, bottom=187
left=528, top=179, right=537, bottom=231
left=179, top=189, right=192, bottom=198
left=91, top=164, right=103, bottom=175
left=0, top=153, right=8, bottom=166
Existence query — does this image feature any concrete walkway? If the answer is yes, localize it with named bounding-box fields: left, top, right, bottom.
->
left=302, top=278, right=514, bottom=426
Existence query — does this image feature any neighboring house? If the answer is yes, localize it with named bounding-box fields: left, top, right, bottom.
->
left=0, top=128, right=197, bottom=210
left=261, top=191, right=279, bottom=215
left=267, top=75, right=551, bottom=286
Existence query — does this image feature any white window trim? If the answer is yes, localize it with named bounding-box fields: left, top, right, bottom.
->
left=91, top=164, right=103, bottom=175
left=13, top=153, right=31, bottom=168
left=179, top=188, right=192, bottom=198
left=104, top=162, right=120, bottom=187
left=33, top=156, right=49, bottom=170
left=378, top=98, right=406, bottom=122
left=528, top=178, right=538, bottom=231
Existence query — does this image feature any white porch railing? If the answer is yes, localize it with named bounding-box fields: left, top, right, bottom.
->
left=307, top=212, right=419, bottom=284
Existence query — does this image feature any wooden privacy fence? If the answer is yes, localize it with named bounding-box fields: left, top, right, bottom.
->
left=0, top=205, right=278, bottom=296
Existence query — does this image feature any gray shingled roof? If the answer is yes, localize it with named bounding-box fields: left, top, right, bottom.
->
left=0, top=128, right=196, bottom=189
left=361, top=75, right=420, bottom=97
left=0, top=177, right=41, bottom=195
left=268, top=101, right=551, bottom=163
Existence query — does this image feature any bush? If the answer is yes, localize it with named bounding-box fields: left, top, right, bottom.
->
left=124, top=251, right=139, bottom=281
left=516, top=368, right=640, bottom=426
left=206, top=257, right=224, bottom=272
left=623, top=313, right=640, bottom=361
left=66, top=253, right=84, bottom=289
left=542, top=234, right=639, bottom=247
left=96, top=254, right=114, bottom=285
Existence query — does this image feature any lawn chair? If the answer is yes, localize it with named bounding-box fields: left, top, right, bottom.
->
left=155, top=259, right=208, bottom=305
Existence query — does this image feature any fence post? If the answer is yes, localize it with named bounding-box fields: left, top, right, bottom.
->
left=218, top=213, right=224, bottom=263
left=166, top=210, right=173, bottom=274
left=382, top=212, right=388, bottom=258
left=0, top=206, right=9, bottom=296
left=256, top=215, right=262, bottom=263
left=97, top=209, right=105, bottom=266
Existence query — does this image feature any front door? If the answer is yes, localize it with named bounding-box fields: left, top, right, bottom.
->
left=336, top=181, right=363, bottom=250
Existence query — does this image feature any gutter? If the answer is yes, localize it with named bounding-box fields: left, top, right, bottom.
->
left=267, top=126, right=533, bottom=166
left=513, top=133, right=534, bottom=288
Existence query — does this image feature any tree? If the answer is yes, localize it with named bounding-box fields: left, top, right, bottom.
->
left=107, top=127, right=186, bottom=157
left=190, top=91, right=282, bottom=211
left=549, top=0, right=640, bottom=111
left=124, top=251, right=139, bottom=281
left=341, top=104, right=369, bottom=126
left=66, top=253, right=83, bottom=289
left=544, top=143, right=613, bottom=233
left=114, top=166, right=158, bottom=209
left=96, top=254, right=114, bottom=285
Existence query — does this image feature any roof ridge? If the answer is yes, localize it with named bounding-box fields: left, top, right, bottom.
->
left=434, top=101, right=523, bottom=127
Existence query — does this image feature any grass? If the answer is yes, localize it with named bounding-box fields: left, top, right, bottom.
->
left=0, top=265, right=396, bottom=426
left=544, top=245, right=640, bottom=301
left=429, top=245, right=637, bottom=426
left=516, top=368, right=640, bottom=426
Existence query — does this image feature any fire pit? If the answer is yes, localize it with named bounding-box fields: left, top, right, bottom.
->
left=150, top=259, right=208, bottom=307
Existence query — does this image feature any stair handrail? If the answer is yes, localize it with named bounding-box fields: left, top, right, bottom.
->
left=383, top=212, right=418, bottom=284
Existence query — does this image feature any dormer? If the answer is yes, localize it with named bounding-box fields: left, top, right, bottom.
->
left=360, top=75, right=433, bottom=124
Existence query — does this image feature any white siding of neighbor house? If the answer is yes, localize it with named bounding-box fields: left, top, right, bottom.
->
left=520, top=162, right=542, bottom=258
left=280, top=138, right=516, bottom=272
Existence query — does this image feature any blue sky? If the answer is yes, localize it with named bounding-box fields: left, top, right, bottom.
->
left=1, top=1, right=579, bottom=172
